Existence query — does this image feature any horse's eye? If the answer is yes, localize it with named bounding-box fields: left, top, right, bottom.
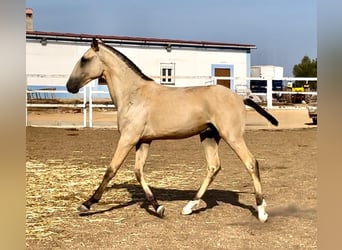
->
left=81, top=57, right=88, bottom=64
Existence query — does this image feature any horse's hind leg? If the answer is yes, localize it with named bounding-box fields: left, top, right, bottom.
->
left=78, top=135, right=136, bottom=212
left=225, top=135, right=268, bottom=222
left=182, top=129, right=221, bottom=215
left=135, top=141, right=165, bottom=217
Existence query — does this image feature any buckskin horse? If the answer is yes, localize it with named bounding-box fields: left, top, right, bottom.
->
left=66, top=38, right=278, bottom=222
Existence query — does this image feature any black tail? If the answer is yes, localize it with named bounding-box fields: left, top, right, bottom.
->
left=244, top=98, right=278, bottom=126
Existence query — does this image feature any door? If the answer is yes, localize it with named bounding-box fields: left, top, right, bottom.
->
left=212, top=65, right=233, bottom=89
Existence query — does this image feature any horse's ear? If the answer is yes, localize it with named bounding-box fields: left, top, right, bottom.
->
left=91, top=38, right=99, bottom=51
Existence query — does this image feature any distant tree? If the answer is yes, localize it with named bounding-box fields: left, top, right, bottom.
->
left=292, top=55, right=317, bottom=77
left=292, top=56, right=317, bottom=91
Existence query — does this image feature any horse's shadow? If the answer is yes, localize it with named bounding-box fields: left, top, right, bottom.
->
left=79, top=182, right=258, bottom=219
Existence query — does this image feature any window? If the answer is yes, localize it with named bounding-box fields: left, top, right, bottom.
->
left=160, top=63, right=175, bottom=85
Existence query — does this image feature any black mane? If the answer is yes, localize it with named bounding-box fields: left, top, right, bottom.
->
left=100, top=43, right=154, bottom=81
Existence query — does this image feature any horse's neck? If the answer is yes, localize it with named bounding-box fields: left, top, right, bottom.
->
left=101, top=50, right=150, bottom=109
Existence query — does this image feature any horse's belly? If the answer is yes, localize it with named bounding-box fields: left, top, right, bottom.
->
left=142, top=113, right=209, bottom=140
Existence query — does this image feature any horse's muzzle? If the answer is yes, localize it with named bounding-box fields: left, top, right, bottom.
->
left=66, top=79, right=80, bottom=94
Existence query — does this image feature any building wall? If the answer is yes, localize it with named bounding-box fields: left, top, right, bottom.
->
left=118, top=46, right=249, bottom=89
left=26, top=42, right=88, bottom=85
left=26, top=40, right=250, bottom=91
left=251, top=65, right=284, bottom=79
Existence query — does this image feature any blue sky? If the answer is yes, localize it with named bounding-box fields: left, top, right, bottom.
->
left=26, top=0, right=316, bottom=76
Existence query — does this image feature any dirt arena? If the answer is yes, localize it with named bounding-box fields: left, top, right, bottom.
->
left=26, top=110, right=317, bottom=249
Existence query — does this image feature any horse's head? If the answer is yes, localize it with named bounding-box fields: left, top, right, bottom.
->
left=66, top=38, right=104, bottom=93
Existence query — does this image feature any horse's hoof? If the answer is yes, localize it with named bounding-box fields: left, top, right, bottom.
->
left=181, top=206, right=193, bottom=215
left=258, top=212, right=269, bottom=223
left=182, top=200, right=200, bottom=215
left=78, top=204, right=90, bottom=213
left=156, top=205, right=165, bottom=217
left=257, top=199, right=268, bottom=223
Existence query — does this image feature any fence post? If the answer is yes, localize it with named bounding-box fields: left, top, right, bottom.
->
left=83, top=86, right=87, bottom=127
left=266, top=78, right=273, bottom=109
left=26, top=82, right=28, bottom=126
left=88, top=81, right=94, bottom=128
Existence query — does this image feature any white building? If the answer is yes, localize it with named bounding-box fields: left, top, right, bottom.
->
left=251, top=65, right=284, bottom=79
left=26, top=31, right=256, bottom=94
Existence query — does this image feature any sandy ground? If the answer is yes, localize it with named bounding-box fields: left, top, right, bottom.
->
left=26, top=107, right=317, bottom=249
left=26, top=127, right=317, bottom=249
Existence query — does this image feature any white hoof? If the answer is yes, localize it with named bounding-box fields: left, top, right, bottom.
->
left=78, top=204, right=90, bottom=213
left=257, top=199, right=268, bottom=223
left=182, top=205, right=193, bottom=215
left=182, top=200, right=200, bottom=215
left=156, top=205, right=165, bottom=217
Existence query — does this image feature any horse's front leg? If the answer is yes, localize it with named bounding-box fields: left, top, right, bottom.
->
left=78, top=134, right=137, bottom=212
left=135, top=141, right=165, bottom=217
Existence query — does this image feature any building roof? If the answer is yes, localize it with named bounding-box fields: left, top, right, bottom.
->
left=26, top=30, right=256, bottom=51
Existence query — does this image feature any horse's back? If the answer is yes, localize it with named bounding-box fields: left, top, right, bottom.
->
left=144, top=83, right=245, bottom=116
left=138, top=83, right=246, bottom=140
left=152, top=84, right=241, bottom=104
left=174, top=84, right=244, bottom=113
